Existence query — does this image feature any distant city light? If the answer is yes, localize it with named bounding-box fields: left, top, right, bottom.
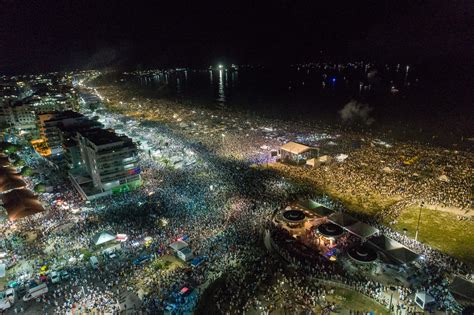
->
left=218, top=64, right=224, bottom=69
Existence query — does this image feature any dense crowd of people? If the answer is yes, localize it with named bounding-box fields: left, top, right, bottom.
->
left=0, top=110, right=306, bottom=314
left=0, top=79, right=471, bottom=314
left=303, top=142, right=471, bottom=213
left=99, top=81, right=472, bottom=215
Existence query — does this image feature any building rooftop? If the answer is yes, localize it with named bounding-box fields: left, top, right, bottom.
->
left=58, top=119, right=102, bottom=133
left=41, top=110, right=84, bottom=122
left=79, top=128, right=133, bottom=146
left=280, top=141, right=313, bottom=155
left=449, top=276, right=474, bottom=302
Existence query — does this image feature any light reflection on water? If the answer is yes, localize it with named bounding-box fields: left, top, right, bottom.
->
left=137, top=69, right=234, bottom=106
left=132, top=67, right=416, bottom=113
left=217, top=69, right=225, bottom=104
left=121, top=66, right=472, bottom=147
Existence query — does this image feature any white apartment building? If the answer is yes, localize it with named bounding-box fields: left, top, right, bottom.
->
left=77, top=128, right=141, bottom=192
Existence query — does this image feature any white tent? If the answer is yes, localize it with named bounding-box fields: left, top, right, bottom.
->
left=335, top=154, right=348, bottom=163
left=93, top=231, right=116, bottom=246
left=0, top=263, right=5, bottom=278
left=169, top=240, right=188, bottom=251
left=306, top=158, right=316, bottom=167
left=415, top=291, right=435, bottom=310
left=116, top=234, right=128, bottom=242
left=318, top=155, right=332, bottom=164
left=177, top=247, right=194, bottom=262
left=280, top=142, right=312, bottom=155
left=306, top=156, right=332, bottom=167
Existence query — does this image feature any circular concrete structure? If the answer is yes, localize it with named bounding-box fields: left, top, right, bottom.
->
left=282, top=209, right=306, bottom=222
left=348, top=244, right=377, bottom=263
left=317, top=223, right=344, bottom=238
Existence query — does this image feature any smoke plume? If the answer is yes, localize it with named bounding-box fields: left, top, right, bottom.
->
left=339, top=100, right=375, bottom=125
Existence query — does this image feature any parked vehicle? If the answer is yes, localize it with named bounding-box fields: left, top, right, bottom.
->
left=60, top=270, right=70, bottom=280
left=0, top=297, right=11, bottom=311
left=132, top=255, right=151, bottom=266
left=23, top=283, right=48, bottom=301
left=103, top=248, right=117, bottom=259
left=0, top=288, right=15, bottom=311
left=5, top=288, right=16, bottom=302
left=190, top=256, right=207, bottom=267
left=90, top=256, right=99, bottom=269
left=50, top=271, right=60, bottom=284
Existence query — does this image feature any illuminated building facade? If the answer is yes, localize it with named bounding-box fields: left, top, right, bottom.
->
left=37, top=111, right=91, bottom=155
left=0, top=103, right=38, bottom=138
left=76, top=128, right=141, bottom=192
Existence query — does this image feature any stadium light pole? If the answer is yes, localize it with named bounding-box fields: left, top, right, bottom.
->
left=388, top=286, right=396, bottom=312
left=415, top=201, right=424, bottom=242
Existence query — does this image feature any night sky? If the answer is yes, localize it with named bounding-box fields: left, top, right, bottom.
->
left=0, top=0, right=472, bottom=73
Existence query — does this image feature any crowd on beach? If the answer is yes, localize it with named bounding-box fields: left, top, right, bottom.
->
left=0, top=78, right=471, bottom=314
left=0, top=115, right=304, bottom=314
left=297, top=142, right=472, bottom=216
left=97, top=82, right=472, bottom=217
left=96, top=83, right=472, bottom=312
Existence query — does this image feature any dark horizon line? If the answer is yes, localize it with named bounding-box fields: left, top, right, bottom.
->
left=1, top=56, right=469, bottom=77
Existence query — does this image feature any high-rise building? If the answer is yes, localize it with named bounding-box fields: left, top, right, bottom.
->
left=76, top=128, right=141, bottom=193
left=0, top=102, right=38, bottom=138
left=37, top=111, right=91, bottom=155
left=61, top=121, right=102, bottom=169
left=24, top=94, right=77, bottom=114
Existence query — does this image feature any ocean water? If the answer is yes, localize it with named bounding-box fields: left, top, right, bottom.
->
left=96, top=65, right=473, bottom=148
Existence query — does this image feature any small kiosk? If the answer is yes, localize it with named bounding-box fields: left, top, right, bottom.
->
left=415, top=291, right=435, bottom=310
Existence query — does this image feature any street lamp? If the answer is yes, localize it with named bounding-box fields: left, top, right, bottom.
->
left=415, top=201, right=424, bottom=242
left=388, top=286, right=396, bottom=313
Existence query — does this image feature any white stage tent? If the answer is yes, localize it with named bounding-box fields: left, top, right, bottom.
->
left=415, top=291, right=435, bottom=310
left=169, top=240, right=189, bottom=251
left=93, top=231, right=116, bottom=246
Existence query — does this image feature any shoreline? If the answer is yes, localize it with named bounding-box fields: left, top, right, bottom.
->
left=84, top=81, right=473, bottom=265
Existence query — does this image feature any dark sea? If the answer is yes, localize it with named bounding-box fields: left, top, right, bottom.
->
left=97, top=64, right=473, bottom=149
